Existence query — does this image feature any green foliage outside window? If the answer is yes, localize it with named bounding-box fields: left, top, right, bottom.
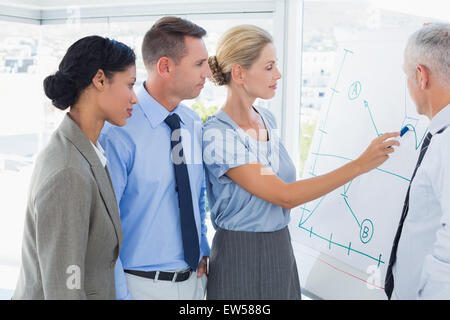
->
left=191, top=99, right=219, bottom=213
left=299, top=118, right=319, bottom=178
left=191, top=99, right=219, bottom=124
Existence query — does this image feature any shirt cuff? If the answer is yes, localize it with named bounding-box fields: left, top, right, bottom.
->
left=200, top=234, right=211, bottom=257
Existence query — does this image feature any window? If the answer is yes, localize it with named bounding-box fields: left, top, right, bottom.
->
left=0, top=20, right=42, bottom=299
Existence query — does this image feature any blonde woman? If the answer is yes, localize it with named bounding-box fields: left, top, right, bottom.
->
left=203, top=25, right=400, bottom=300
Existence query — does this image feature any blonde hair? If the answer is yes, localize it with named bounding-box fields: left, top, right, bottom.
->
left=208, top=25, right=273, bottom=86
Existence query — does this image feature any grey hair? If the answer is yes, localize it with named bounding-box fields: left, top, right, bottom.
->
left=404, top=23, right=450, bottom=86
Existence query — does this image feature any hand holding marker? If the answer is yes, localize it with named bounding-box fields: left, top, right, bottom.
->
left=400, top=126, right=410, bottom=137
left=386, top=126, right=408, bottom=151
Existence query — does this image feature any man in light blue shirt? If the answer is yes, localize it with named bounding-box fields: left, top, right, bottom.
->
left=385, top=23, right=450, bottom=300
left=99, top=17, right=212, bottom=300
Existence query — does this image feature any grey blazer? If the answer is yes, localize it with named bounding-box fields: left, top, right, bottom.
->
left=13, top=114, right=123, bottom=300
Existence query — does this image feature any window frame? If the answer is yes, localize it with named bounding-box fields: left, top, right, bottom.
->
left=0, top=0, right=305, bottom=176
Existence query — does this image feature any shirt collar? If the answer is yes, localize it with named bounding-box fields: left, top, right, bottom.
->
left=214, top=105, right=264, bottom=130
left=137, top=81, right=186, bottom=129
left=215, top=109, right=236, bottom=128
left=429, top=104, right=450, bottom=135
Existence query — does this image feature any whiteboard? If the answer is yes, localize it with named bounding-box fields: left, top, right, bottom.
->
left=289, top=27, right=429, bottom=300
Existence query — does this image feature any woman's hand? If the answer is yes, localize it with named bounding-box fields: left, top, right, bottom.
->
left=197, top=256, right=208, bottom=278
left=354, top=132, right=400, bottom=175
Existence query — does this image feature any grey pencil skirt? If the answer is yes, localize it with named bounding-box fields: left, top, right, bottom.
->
left=206, top=226, right=301, bottom=300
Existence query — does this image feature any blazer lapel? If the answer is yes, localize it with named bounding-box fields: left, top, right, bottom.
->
left=90, top=164, right=123, bottom=246
left=58, top=114, right=123, bottom=253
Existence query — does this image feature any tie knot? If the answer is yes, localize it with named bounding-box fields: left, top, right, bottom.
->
left=164, top=113, right=181, bottom=131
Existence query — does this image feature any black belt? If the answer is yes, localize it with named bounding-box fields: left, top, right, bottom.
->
left=124, top=269, right=192, bottom=282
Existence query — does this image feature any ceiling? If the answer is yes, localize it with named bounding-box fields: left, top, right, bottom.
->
left=0, top=0, right=265, bottom=9
left=0, top=0, right=448, bottom=21
left=0, top=0, right=276, bottom=24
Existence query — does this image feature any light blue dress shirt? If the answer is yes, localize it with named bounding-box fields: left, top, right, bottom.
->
left=99, top=82, right=210, bottom=300
left=203, top=106, right=297, bottom=232
left=393, top=104, right=450, bottom=299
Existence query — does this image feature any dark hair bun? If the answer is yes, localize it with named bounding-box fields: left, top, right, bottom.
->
left=208, top=55, right=229, bottom=86
left=43, top=35, right=136, bottom=110
left=43, top=71, right=78, bottom=110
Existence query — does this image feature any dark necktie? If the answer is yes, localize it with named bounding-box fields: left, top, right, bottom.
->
left=385, top=128, right=446, bottom=299
left=164, top=113, right=200, bottom=271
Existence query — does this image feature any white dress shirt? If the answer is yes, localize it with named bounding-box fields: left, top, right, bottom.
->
left=90, top=140, right=107, bottom=168
left=393, top=104, right=450, bottom=299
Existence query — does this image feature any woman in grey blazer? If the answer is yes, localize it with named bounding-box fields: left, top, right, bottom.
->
left=13, top=36, right=137, bottom=299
